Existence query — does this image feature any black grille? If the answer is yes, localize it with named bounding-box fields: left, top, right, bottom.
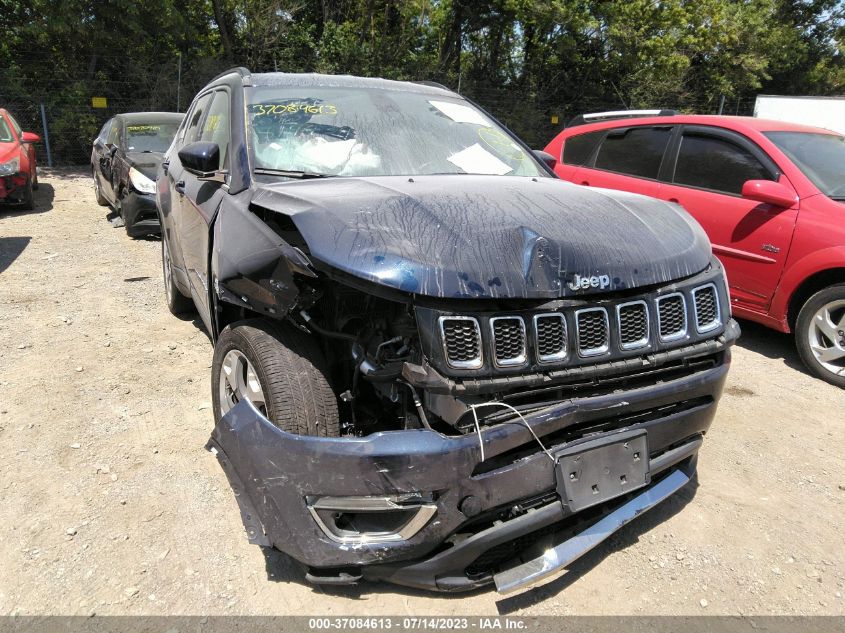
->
left=492, top=318, right=526, bottom=365
left=618, top=302, right=648, bottom=348
left=694, top=285, right=719, bottom=330
left=576, top=309, right=609, bottom=355
left=658, top=295, right=686, bottom=339
left=441, top=318, right=481, bottom=366
left=535, top=314, right=567, bottom=361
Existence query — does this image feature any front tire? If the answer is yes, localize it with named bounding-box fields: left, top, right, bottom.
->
left=19, top=176, right=34, bottom=210
left=795, top=284, right=845, bottom=388
left=161, top=233, right=194, bottom=315
left=212, top=319, right=341, bottom=436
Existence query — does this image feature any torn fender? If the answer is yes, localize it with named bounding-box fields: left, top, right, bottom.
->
left=212, top=192, right=317, bottom=317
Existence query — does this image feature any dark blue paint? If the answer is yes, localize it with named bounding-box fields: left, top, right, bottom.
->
left=251, top=175, right=712, bottom=300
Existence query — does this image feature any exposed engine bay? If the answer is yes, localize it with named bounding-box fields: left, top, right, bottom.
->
left=221, top=200, right=732, bottom=444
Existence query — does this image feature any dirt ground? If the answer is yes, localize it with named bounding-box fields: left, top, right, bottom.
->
left=0, top=169, right=843, bottom=617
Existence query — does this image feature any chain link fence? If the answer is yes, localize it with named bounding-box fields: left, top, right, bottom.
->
left=1, top=65, right=758, bottom=166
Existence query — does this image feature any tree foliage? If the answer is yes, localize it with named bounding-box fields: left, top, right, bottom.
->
left=1, top=0, right=842, bottom=161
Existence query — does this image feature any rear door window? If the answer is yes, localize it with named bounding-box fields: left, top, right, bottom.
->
left=593, top=127, right=671, bottom=179
left=673, top=134, right=773, bottom=195
left=562, top=130, right=603, bottom=166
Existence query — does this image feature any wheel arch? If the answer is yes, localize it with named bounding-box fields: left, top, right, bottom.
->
left=786, top=267, right=845, bottom=331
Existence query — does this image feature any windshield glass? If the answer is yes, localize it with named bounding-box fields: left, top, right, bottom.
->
left=764, top=131, right=845, bottom=200
left=124, top=121, right=181, bottom=153
left=0, top=119, right=12, bottom=143
left=245, top=86, right=545, bottom=178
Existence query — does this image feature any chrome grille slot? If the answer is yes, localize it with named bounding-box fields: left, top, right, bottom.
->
left=439, top=316, right=482, bottom=369
left=657, top=293, right=687, bottom=342
left=575, top=308, right=609, bottom=357
left=490, top=317, right=527, bottom=367
left=617, top=301, right=649, bottom=350
left=693, top=284, right=720, bottom=333
left=431, top=276, right=723, bottom=372
left=534, top=313, right=567, bottom=363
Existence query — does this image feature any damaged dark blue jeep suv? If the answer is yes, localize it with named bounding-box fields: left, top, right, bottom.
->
left=156, top=68, right=738, bottom=594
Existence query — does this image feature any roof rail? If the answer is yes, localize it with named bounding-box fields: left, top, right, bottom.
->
left=208, top=66, right=252, bottom=84
left=412, top=80, right=451, bottom=91
left=567, top=109, right=677, bottom=128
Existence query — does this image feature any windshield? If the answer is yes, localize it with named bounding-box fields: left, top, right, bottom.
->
left=0, top=118, right=12, bottom=143
left=245, top=86, right=545, bottom=178
left=764, top=131, right=845, bottom=200
left=125, top=121, right=181, bottom=153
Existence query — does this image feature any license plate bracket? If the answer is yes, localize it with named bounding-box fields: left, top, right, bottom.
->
left=555, top=430, right=650, bottom=513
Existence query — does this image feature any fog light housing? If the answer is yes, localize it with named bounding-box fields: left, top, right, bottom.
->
left=307, top=493, right=437, bottom=544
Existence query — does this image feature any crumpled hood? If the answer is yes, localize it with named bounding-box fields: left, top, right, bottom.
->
left=250, top=175, right=712, bottom=299
left=125, top=152, right=164, bottom=180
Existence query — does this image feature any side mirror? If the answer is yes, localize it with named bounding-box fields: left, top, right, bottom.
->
left=742, top=180, right=798, bottom=208
left=21, top=131, right=40, bottom=143
left=533, top=149, right=557, bottom=169
left=178, top=141, right=223, bottom=181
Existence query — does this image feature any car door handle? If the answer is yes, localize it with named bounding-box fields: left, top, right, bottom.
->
left=162, top=160, right=169, bottom=175
left=667, top=198, right=680, bottom=204
left=175, top=180, right=185, bottom=194
left=580, top=181, right=590, bottom=186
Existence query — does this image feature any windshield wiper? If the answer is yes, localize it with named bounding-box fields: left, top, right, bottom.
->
left=254, top=168, right=333, bottom=179
left=830, top=196, right=845, bottom=202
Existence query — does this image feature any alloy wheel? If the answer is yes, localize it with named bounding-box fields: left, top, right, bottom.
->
left=162, top=238, right=173, bottom=295
left=807, top=299, right=845, bottom=377
left=218, top=349, right=267, bottom=416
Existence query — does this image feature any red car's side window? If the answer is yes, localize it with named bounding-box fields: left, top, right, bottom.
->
left=593, top=127, right=672, bottom=180
left=673, top=134, right=774, bottom=195
left=561, top=130, right=603, bottom=166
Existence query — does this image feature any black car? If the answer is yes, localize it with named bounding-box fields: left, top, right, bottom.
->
left=91, top=112, right=183, bottom=236
left=157, top=68, right=738, bottom=594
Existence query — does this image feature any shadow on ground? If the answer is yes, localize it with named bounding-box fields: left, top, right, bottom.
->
left=255, top=472, right=698, bottom=608
left=0, top=182, right=56, bottom=217
left=0, top=236, right=32, bottom=274
left=733, top=318, right=805, bottom=375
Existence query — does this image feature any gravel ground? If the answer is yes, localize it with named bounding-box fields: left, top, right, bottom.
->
left=0, top=170, right=843, bottom=616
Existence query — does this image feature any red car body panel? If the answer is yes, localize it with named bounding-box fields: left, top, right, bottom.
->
left=0, top=108, right=39, bottom=202
left=544, top=115, right=845, bottom=334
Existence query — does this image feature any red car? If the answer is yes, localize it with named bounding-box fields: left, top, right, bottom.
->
left=0, top=108, right=41, bottom=209
left=544, top=111, right=845, bottom=387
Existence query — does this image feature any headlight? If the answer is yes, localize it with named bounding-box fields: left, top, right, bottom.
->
left=129, top=167, right=156, bottom=194
left=717, top=259, right=732, bottom=319
left=0, top=157, right=20, bottom=176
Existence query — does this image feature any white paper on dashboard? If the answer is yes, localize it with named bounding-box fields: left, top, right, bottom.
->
left=429, top=100, right=492, bottom=126
left=447, top=143, right=513, bottom=175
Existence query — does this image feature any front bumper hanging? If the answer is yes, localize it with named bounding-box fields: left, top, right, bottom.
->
left=207, top=322, right=736, bottom=593
left=493, top=467, right=690, bottom=594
